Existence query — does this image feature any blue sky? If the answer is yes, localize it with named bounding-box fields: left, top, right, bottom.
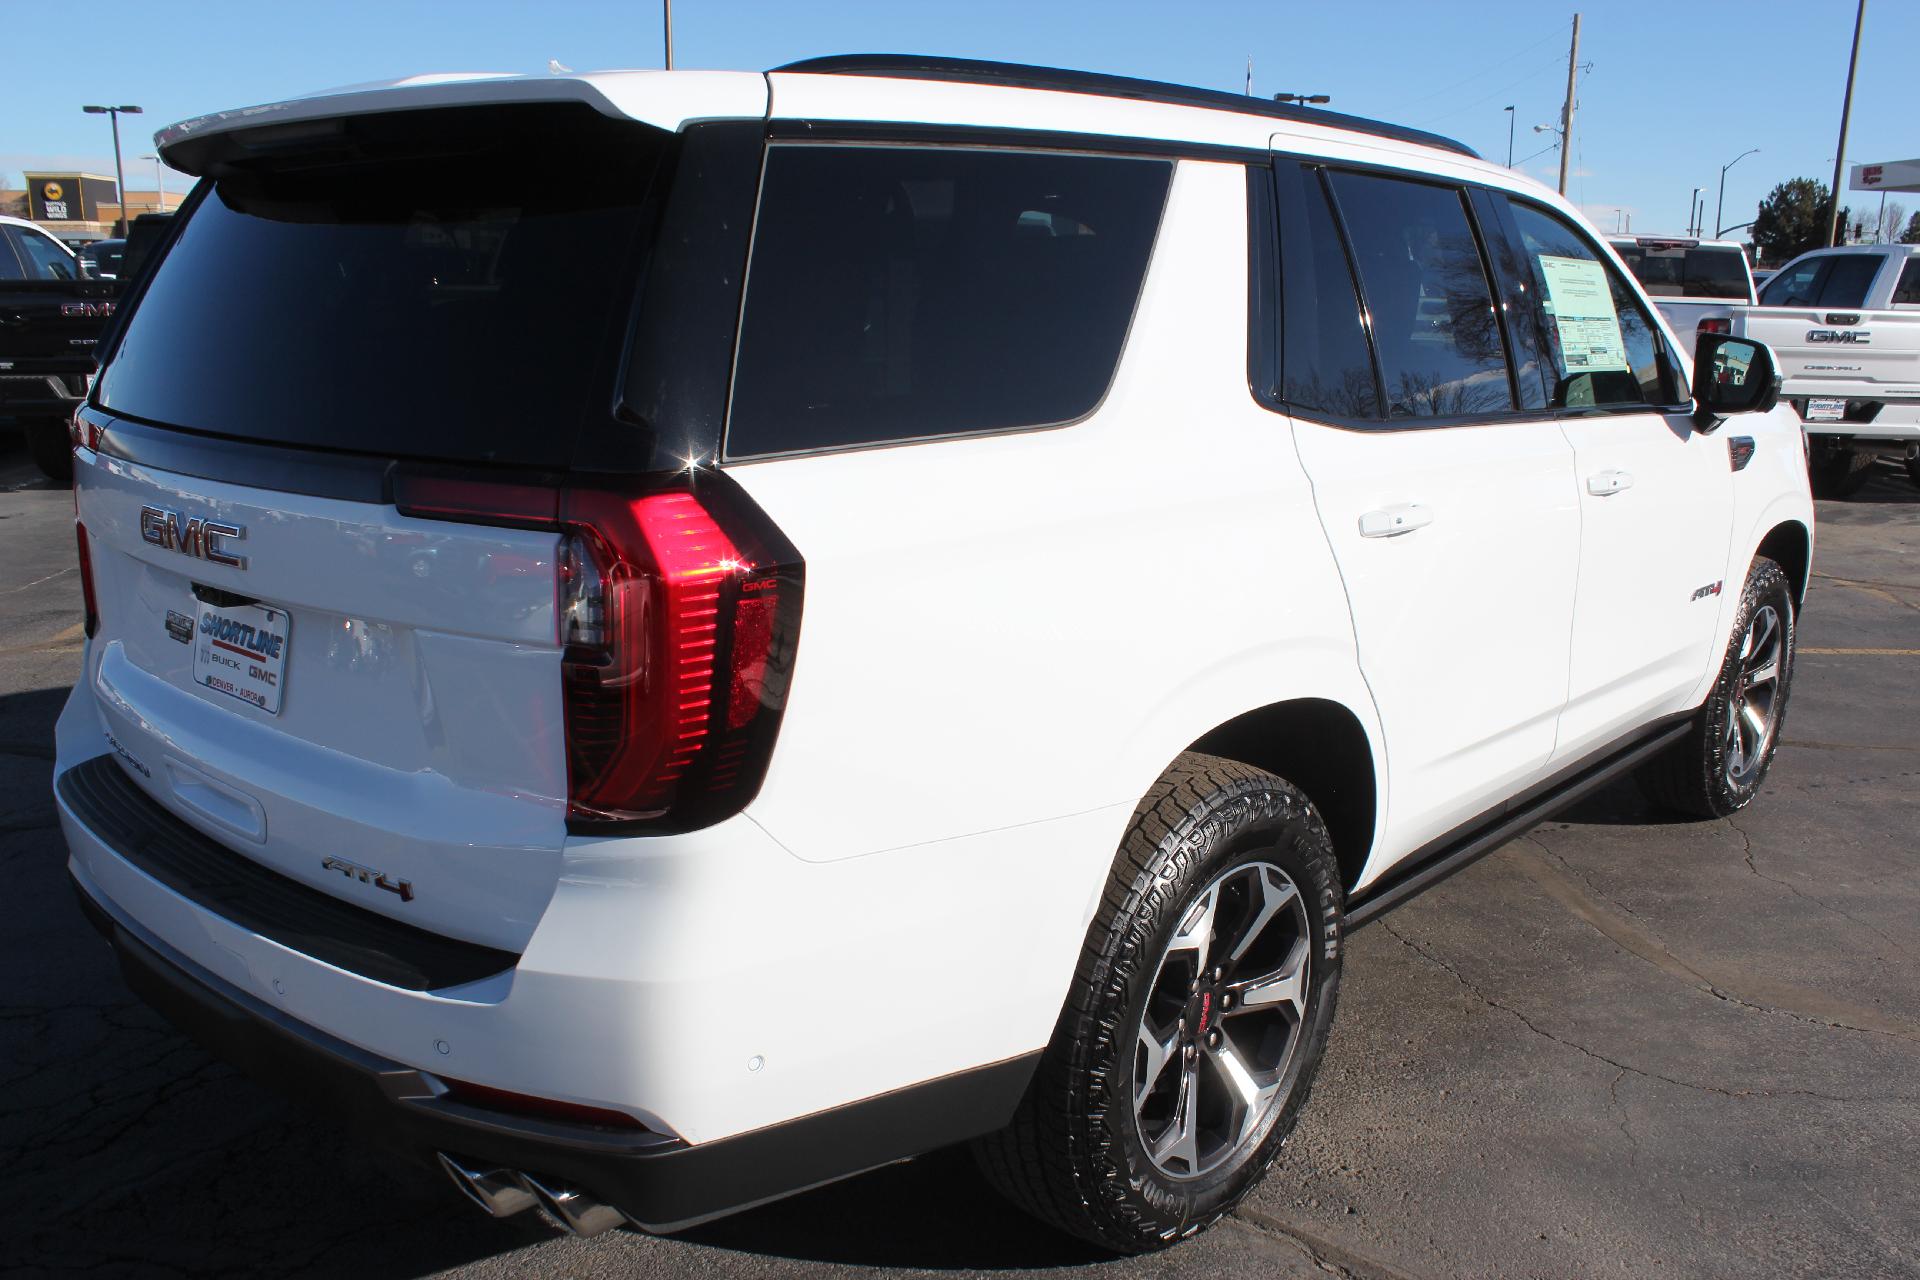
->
left=5, top=0, right=1914, bottom=238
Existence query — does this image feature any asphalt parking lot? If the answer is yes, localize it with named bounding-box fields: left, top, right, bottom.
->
left=3, top=442, right=1916, bottom=1280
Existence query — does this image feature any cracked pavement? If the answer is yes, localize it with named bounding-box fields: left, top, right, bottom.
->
left=3, top=446, right=1917, bottom=1278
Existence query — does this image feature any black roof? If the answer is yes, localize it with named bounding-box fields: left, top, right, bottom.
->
left=774, top=54, right=1479, bottom=160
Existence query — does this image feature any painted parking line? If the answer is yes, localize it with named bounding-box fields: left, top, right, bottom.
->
left=1799, top=647, right=1920, bottom=656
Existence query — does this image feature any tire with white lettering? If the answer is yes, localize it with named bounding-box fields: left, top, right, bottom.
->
left=26, top=421, right=73, bottom=485
left=1906, top=453, right=1920, bottom=491
left=972, top=752, right=1341, bottom=1253
left=1639, top=557, right=1795, bottom=818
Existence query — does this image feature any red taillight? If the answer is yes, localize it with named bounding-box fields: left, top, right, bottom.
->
left=1698, top=318, right=1732, bottom=336
left=395, top=470, right=802, bottom=831
left=75, top=522, right=99, bottom=639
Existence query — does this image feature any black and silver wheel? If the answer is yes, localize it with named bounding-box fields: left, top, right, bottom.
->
left=974, top=753, right=1341, bottom=1253
left=1640, top=557, right=1796, bottom=818
left=1906, top=451, right=1920, bottom=491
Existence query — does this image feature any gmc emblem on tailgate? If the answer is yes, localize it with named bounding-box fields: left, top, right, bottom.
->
left=139, top=505, right=247, bottom=569
left=60, top=301, right=115, bottom=318
left=1806, top=329, right=1871, bottom=345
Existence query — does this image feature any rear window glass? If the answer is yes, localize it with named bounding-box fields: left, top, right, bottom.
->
left=724, top=145, right=1170, bottom=458
left=8, top=227, right=80, bottom=281
left=98, top=106, right=667, bottom=466
left=1611, top=241, right=1751, bottom=300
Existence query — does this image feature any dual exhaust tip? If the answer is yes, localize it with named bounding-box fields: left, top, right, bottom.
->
left=437, top=1151, right=628, bottom=1238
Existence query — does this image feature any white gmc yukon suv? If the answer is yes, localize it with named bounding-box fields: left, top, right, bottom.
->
left=55, top=57, right=1814, bottom=1252
left=1735, top=243, right=1920, bottom=495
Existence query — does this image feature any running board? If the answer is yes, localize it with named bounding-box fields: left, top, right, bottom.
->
left=1345, top=716, right=1693, bottom=931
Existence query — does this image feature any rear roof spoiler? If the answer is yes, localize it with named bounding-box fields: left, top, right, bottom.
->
left=156, top=71, right=768, bottom=176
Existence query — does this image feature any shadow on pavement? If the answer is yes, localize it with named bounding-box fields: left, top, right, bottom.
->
left=0, top=681, right=1101, bottom=1276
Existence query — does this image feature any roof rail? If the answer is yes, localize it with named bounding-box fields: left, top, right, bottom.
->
left=772, top=54, right=1480, bottom=160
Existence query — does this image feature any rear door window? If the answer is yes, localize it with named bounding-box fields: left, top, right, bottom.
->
left=724, top=145, right=1171, bottom=458
left=1274, top=165, right=1382, bottom=419
left=98, top=104, right=669, bottom=467
left=1891, top=258, right=1920, bottom=306
left=1326, top=170, right=1514, bottom=419
left=1503, top=199, right=1675, bottom=409
left=0, top=232, right=24, bottom=280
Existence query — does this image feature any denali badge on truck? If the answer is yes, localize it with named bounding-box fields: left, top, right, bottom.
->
left=139, top=505, right=248, bottom=568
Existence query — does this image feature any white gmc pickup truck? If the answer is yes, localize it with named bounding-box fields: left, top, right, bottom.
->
left=1735, top=243, right=1920, bottom=495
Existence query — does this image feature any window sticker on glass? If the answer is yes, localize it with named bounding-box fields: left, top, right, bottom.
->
left=1537, top=255, right=1630, bottom=374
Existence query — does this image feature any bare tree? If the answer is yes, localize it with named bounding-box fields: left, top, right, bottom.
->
left=1878, top=200, right=1908, bottom=245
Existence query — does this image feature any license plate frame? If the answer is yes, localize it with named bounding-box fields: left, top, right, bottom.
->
left=191, top=599, right=291, bottom=715
left=1804, top=397, right=1847, bottom=422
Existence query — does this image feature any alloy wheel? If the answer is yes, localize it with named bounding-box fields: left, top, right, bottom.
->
left=1725, top=602, right=1785, bottom=788
left=1133, top=860, right=1310, bottom=1180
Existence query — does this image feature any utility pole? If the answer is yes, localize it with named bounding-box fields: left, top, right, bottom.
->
left=662, top=0, right=674, bottom=70
left=1504, top=105, right=1515, bottom=167
left=1828, top=0, right=1866, bottom=247
left=1557, top=14, right=1580, bottom=196
left=1689, top=186, right=1702, bottom=236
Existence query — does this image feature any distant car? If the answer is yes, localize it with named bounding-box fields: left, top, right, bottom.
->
left=120, top=213, right=175, bottom=284
left=1609, top=235, right=1756, bottom=340
left=1751, top=268, right=1777, bottom=290
left=79, top=238, right=126, bottom=281
left=0, top=213, right=117, bottom=481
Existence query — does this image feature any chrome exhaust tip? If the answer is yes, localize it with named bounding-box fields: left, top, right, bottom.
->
left=521, top=1172, right=629, bottom=1238
left=437, top=1152, right=538, bottom=1219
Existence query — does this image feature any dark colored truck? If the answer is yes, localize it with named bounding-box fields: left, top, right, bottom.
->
left=1, top=215, right=117, bottom=481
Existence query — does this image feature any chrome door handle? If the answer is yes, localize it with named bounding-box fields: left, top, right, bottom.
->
left=1586, top=469, right=1634, bottom=496
left=1358, top=503, right=1434, bottom=539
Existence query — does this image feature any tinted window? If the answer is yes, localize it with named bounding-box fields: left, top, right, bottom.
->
left=11, top=227, right=79, bottom=281
left=725, top=146, right=1170, bottom=458
left=99, top=105, right=668, bottom=466
left=1816, top=254, right=1882, bottom=307
left=1507, top=200, right=1672, bottom=408
left=1611, top=241, right=1751, bottom=301
left=1276, top=166, right=1381, bottom=418
left=0, top=233, right=23, bottom=281
left=1329, top=171, right=1512, bottom=418
left=1760, top=254, right=1882, bottom=308
left=1895, top=258, right=1920, bottom=306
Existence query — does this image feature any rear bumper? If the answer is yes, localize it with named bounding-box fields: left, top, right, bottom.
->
left=0, top=371, right=87, bottom=422
left=69, top=860, right=1037, bottom=1231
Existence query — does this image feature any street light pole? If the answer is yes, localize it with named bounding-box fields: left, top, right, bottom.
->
left=140, top=153, right=163, bottom=213
left=1689, top=187, right=1702, bottom=236
left=1715, top=147, right=1759, bottom=237
left=662, top=0, right=674, bottom=70
left=1827, top=0, right=1866, bottom=247
left=1504, top=105, right=1515, bottom=167
left=82, top=104, right=143, bottom=235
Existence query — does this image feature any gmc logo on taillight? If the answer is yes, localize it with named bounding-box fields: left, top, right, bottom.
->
left=60, top=301, right=115, bottom=318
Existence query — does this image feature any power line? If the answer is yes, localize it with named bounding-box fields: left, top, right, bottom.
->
left=1416, top=57, right=1565, bottom=128
left=1383, top=25, right=1570, bottom=116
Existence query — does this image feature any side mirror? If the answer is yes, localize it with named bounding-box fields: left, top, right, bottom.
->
left=1692, top=333, right=1780, bottom=430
